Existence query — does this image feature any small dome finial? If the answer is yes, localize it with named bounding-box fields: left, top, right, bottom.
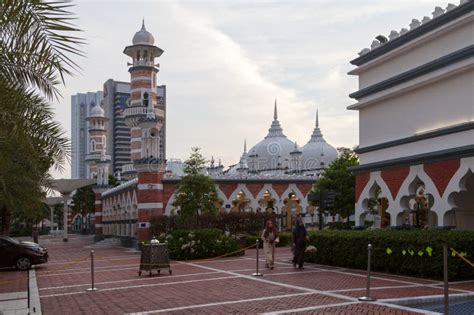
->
left=141, top=18, right=146, bottom=30
left=244, top=139, right=247, bottom=153
left=274, top=99, right=278, bottom=120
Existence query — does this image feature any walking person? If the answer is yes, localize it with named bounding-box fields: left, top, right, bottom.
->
left=261, top=220, right=278, bottom=269
left=292, top=218, right=307, bottom=269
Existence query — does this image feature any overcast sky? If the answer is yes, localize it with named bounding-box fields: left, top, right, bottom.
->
left=51, top=0, right=451, bottom=179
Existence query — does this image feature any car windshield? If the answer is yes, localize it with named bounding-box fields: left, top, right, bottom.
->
left=1, top=236, right=20, bottom=245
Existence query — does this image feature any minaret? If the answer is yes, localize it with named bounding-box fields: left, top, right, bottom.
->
left=122, top=20, right=165, bottom=165
left=85, top=102, right=111, bottom=182
left=122, top=21, right=166, bottom=241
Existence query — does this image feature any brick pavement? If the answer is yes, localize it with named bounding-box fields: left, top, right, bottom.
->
left=1, top=235, right=473, bottom=314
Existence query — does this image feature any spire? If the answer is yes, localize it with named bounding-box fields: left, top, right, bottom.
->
left=244, top=139, right=247, bottom=153
left=316, top=108, right=319, bottom=128
left=141, top=18, right=146, bottom=30
left=266, top=100, right=286, bottom=138
left=273, top=99, right=278, bottom=120
left=308, top=108, right=325, bottom=143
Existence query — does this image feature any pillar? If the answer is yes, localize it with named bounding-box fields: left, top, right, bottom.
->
left=135, top=162, right=164, bottom=241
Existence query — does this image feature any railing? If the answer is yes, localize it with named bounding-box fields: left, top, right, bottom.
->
left=123, top=106, right=164, bottom=118
left=121, top=164, right=135, bottom=174
left=85, top=153, right=111, bottom=161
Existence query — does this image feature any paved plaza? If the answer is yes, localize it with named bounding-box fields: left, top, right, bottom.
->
left=1, top=235, right=474, bottom=314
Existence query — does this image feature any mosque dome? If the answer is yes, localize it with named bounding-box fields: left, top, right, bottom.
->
left=132, top=20, right=155, bottom=45
left=89, top=102, right=105, bottom=118
left=300, top=110, right=338, bottom=171
left=247, top=101, right=296, bottom=172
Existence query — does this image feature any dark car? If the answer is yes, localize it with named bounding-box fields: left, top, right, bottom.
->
left=0, top=236, right=48, bottom=270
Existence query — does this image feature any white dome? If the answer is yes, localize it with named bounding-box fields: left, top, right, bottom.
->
left=301, top=111, right=338, bottom=170
left=89, top=103, right=105, bottom=118
left=132, top=20, right=155, bottom=45
left=247, top=102, right=296, bottom=172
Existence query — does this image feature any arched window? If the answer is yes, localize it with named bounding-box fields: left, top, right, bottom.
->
left=90, top=139, right=96, bottom=152
left=143, top=92, right=149, bottom=107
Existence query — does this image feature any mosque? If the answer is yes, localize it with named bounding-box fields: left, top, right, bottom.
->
left=86, top=22, right=338, bottom=241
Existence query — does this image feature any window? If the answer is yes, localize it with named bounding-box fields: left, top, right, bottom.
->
left=143, top=92, right=149, bottom=107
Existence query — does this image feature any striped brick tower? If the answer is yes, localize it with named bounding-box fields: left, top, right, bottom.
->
left=135, top=163, right=165, bottom=241
left=122, top=21, right=166, bottom=240
left=92, top=189, right=106, bottom=239
left=123, top=20, right=165, bottom=167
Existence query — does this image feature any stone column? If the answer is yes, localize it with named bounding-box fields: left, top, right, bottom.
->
left=135, top=161, right=164, bottom=241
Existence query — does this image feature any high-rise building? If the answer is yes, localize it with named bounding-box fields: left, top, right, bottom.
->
left=72, top=82, right=166, bottom=179
left=102, top=80, right=131, bottom=176
left=71, top=92, right=104, bottom=178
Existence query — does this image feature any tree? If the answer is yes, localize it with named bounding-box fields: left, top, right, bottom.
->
left=314, top=147, right=359, bottom=220
left=0, top=1, right=83, bottom=235
left=173, top=147, right=218, bottom=228
left=71, top=185, right=95, bottom=231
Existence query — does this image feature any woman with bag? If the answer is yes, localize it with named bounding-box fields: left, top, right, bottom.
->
left=292, top=218, right=307, bottom=269
left=261, top=220, right=278, bottom=269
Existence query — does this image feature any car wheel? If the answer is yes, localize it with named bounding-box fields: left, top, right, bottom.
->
left=16, top=257, right=32, bottom=270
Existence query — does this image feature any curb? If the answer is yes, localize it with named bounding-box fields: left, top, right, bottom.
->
left=28, top=267, right=42, bottom=315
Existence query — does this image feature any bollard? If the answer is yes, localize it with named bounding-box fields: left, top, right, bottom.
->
left=86, top=250, right=98, bottom=291
left=443, top=244, right=449, bottom=315
left=358, top=243, right=376, bottom=301
left=252, top=239, right=263, bottom=277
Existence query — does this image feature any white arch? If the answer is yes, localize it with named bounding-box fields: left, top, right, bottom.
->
left=281, top=184, right=308, bottom=210
left=164, top=192, right=177, bottom=215
left=228, top=184, right=256, bottom=211
left=395, top=165, right=441, bottom=225
left=355, top=171, right=394, bottom=226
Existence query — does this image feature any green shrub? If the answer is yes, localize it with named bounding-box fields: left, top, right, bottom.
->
left=306, top=229, right=474, bottom=280
left=165, top=228, right=240, bottom=260
left=245, top=232, right=292, bottom=248
left=326, top=222, right=354, bottom=230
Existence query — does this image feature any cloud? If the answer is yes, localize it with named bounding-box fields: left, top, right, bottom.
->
left=49, top=0, right=448, bottom=178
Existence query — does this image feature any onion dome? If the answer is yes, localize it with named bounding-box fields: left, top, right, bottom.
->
left=247, top=100, right=296, bottom=172
left=132, top=20, right=155, bottom=45
left=89, top=102, right=105, bottom=118
left=301, top=109, right=338, bottom=171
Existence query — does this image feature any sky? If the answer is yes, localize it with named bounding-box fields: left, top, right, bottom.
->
left=51, top=0, right=452, bottom=179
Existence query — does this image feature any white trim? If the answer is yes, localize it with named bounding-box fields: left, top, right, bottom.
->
left=131, top=76, right=152, bottom=82
left=94, top=212, right=102, bottom=216
left=130, top=137, right=142, bottom=142
left=348, top=59, right=473, bottom=110
left=137, top=222, right=150, bottom=228
left=138, top=202, right=163, bottom=210
left=95, top=224, right=103, bottom=227
left=348, top=13, right=474, bottom=75
left=130, top=148, right=142, bottom=153
left=138, top=184, right=163, bottom=191
left=94, top=200, right=102, bottom=205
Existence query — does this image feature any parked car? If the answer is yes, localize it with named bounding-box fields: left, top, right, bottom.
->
left=0, top=236, right=48, bottom=270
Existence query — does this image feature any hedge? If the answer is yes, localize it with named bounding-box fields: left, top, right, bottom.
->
left=152, top=228, right=240, bottom=260
left=246, top=232, right=292, bottom=248
left=306, top=229, right=474, bottom=280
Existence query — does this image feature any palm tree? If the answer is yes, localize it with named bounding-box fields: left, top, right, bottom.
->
left=0, top=0, right=83, bottom=235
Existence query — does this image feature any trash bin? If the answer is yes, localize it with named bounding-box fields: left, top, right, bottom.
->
left=138, top=240, right=172, bottom=276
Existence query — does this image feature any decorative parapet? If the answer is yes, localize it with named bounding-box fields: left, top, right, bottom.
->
left=354, top=1, right=470, bottom=62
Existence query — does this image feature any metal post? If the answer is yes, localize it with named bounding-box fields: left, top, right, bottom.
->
left=443, top=244, right=449, bottom=315
left=359, top=243, right=376, bottom=301
left=252, top=239, right=263, bottom=277
left=86, top=250, right=98, bottom=291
